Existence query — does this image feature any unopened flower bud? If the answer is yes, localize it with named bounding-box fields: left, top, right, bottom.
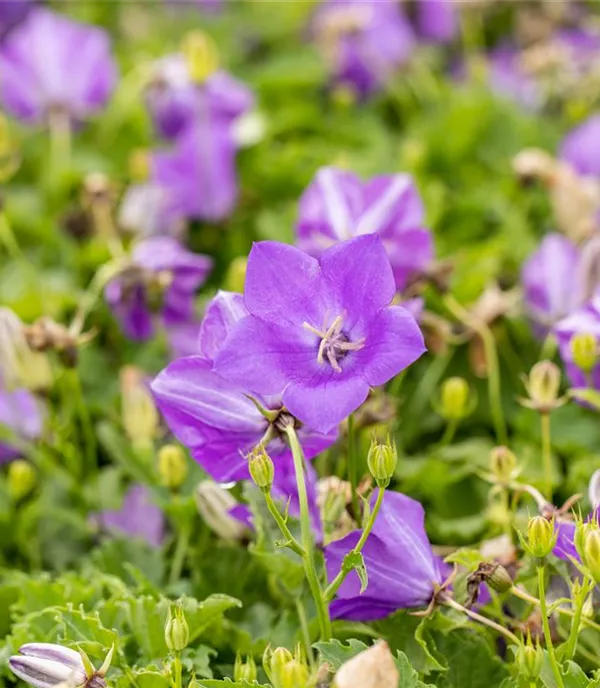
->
left=234, top=653, right=257, bottom=683
left=263, top=646, right=293, bottom=686
left=440, top=377, right=470, bottom=421
left=584, top=529, right=600, bottom=584
left=367, top=436, right=397, bottom=488
left=248, top=446, right=274, bottom=492
left=165, top=603, right=189, bottom=652
left=334, top=640, right=399, bottom=688
left=489, top=446, right=517, bottom=484
left=485, top=563, right=513, bottom=593
left=280, top=660, right=309, bottom=688
left=225, top=256, right=247, bottom=293
left=121, top=366, right=158, bottom=445
left=8, top=460, right=36, bottom=501
left=181, top=31, right=219, bottom=83
left=527, top=516, right=556, bottom=559
left=158, top=444, right=188, bottom=490
left=195, top=481, right=248, bottom=540
left=570, top=332, right=598, bottom=374
left=516, top=635, right=543, bottom=679
left=522, top=360, right=562, bottom=413
left=574, top=518, right=593, bottom=563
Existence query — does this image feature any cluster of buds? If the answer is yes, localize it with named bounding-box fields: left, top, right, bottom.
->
left=158, top=444, right=188, bottom=491
left=9, top=643, right=113, bottom=688
left=165, top=603, right=189, bottom=653
left=366, top=436, right=397, bottom=488
left=248, top=445, right=275, bottom=493
left=570, top=332, right=598, bottom=377
left=519, top=360, right=566, bottom=414
left=120, top=366, right=159, bottom=447
left=263, top=645, right=309, bottom=688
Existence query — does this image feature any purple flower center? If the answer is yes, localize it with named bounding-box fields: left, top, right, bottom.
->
left=303, top=314, right=365, bottom=373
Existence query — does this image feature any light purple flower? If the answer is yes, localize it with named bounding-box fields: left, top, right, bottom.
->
left=324, top=491, right=443, bottom=620
left=0, top=386, right=44, bottom=463
left=560, top=114, right=600, bottom=178
left=0, top=0, right=31, bottom=38
left=312, top=0, right=415, bottom=97
left=118, top=182, right=184, bottom=239
left=415, top=0, right=458, bottom=44
left=522, top=233, right=582, bottom=336
left=214, top=236, right=426, bottom=433
left=0, top=8, right=117, bottom=125
left=555, top=291, right=600, bottom=389
left=93, top=484, right=165, bottom=548
left=9, top=643, right=88, bottom=688
left=146, top=54, right=254, bottom=141
left=151, top=290, right=337, bottom=483
left=296, top=167, right=433, bottom=293
left=487, top=45, right=543, bottom=110
left=105, top=237, right=212, bottom=341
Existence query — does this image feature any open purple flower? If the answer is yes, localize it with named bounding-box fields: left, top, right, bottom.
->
left=0, top=8, right=117, bottom=125
left=0, top=0, right=31, bottom=38
left=296, top=167, right=433, bottom=293
left=151, top=290, right=337, bottom=483
left=554, top=472, right=600, bottom=562
left=324, top=491, right=444, bottom=620
left=92, top=484, right=165, bottom=548
left=311, top=0, right=415, bottom=98
left=105, top=237, right=212, bottom=341
left=0, top=386, right=44, bottom=463
left=214, top=236, right=425, bottom=433
left=415, top=0, right=458, bottom=44
left=560, top=114, right=600, bottom=178
left=522, top=233, right=582, bottom=337
left=486, top=45, right=543, bottom=110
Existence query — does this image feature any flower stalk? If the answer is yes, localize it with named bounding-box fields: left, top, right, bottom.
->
left=537, top=565, right=565, bottom=688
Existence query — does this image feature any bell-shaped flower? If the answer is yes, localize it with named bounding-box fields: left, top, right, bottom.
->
left=324, top=491, right=444, bottom=620
left=414, top=0, right=457, bottom=44
left=296, top=167, right=433, bottom=293
left=0, top=8, right=117, bottom=126
left=214, top=236, right=426, bottom=433
left=560, top=114, right=600, bottom=179
left=104, top=237, right=212, bottom=341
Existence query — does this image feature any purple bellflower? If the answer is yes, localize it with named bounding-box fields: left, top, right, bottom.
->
left=312, top=0, right=415, bottom=98
left=0, top=8, right=117, bottom=126
left=151, top=290, right=338, bottom=484
left=9, top=644, right=90, bottom=688
left=0, top=0, right=31, bottom=38
left=296, top=167, right=434, bottom=293
left=105, top=236, right=212, bottom=341
left=92, top=484, right=165, bottom=548
left=554, top=471, right=600, bottom=562
left=560, top=114, right=600, bottom=178
left=214, top=236, right=426, bottom=433
left=415, top=0, right=458, bottom=44
left=487, top=45, right=543, bottom=111
left=0, top=386, right=44, bottom=463
left=521, top=233, right=582, bottom=337
left=324, top=490, right=444, bottom=620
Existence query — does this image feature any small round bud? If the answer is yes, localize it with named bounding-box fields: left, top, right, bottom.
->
left=516, top=636, right=543, bottom=679
left=527, top=516, right=555, bottom=559
left=584, top=529, right=600, bottom=584
left=570, top=332, right=598, bottom=374
left=440, top=377, right=470, bottom=421
left=225, top=256, right=247, bottom=294
left=524, top=360, right=561, bottom=411
left=165, top=603, right=189, bottom=652
left=485, top=563, right=513, bottom=593
left=489, top=446, right=517, bottom=484
left=280, top=660, right=309, bottom=688
left=181, top=31, right=219, bottom=83
left=234, top=653, right=257, bottom=683
left=8, top=460, right=36, bottom=501
left=248, top=446, right=274, bottom=492
left=158, top=445, right=188, bottom=490
left=367, top=436, right=397, bottom=488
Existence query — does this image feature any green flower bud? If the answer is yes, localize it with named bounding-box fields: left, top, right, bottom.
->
left=489, top=446, right=517, bottom=484
left=570, top=332, right=597, bottom=374
left=516, top=634, right=543, bottom=679
left=367, top=436, right=397, bottom=488
left=234, top=653, right=257, bottom=683
left=181, top=31, right=219, bottom=84
left=584, top=529, right=600, bottom=584
left=264, top=646, right=293, bottom=687
left=225, top=256, right=247, bottom=294
left=527, top=516, right=556, bottom=559
left=280, top=660, right=309, bottom=688
left=574, top=518, right=593, bottom=563
left=165, top=603, right=189, bottom=652
left=129, top=149, right=150, bottom=183
left=485, top=563, right=513, bottom=593
left=523, top=360, right=561, bottom=412
left=8, top=460, right=36, bottom=501
left=158, top=444, right=188, bottom=490
left=248, top=446, right=275, bottom=492
left=121, top=366, right=158, bottom=445
left=440, top=377, right=470, bottom=421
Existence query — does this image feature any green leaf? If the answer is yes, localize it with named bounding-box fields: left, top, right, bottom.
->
left=197, top=680, right=270, bottom=688
left=313, top=638, right=370, bottom=670
left=341, top=551, right=368, bottom=593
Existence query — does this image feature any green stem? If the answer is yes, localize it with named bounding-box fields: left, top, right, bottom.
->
left=169, top=522, right=191, bottom=586
left=512, top=586, right=600, bottom=633
left=48, top=107, right=71, bottom=188
left=324, top=486, right=385, bottom=602
left=439, top=418, right=458, bottom=448
left=172, top=652, right=182, bottom=688
left=444, top=597, right=520, bottom=645
left=540, top=413, right=553, bottom=500
left=537, top=566, right=565, bottom=688
left=564, top=581, right=590, bottom=661
left=444, top=295, right=507, bottom=445
left=69, top=368, right=97, bottom=474
left=285, top=424, right=332, bottom=641
left=347, top=413, right=360, bottom=519
left=296, top=598, right=315, bottom=670
left=264, top=491, right=305, bottom=557
left=500, top=487, right=512, bottom=536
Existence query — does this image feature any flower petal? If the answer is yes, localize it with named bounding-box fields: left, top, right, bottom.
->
left=198, top=290, right=248, bottom=363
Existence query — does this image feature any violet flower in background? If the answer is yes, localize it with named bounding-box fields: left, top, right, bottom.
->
left=415, top=0, right=458, bottom=44
left=324, top=491, right=444, bottom=620
left=105, top=236, right=212, bottom=341
left=214, top=236, right=426, bottom=433
left=296, top=167, right=433, bottom=293
left=0, top=386, right=44, bottom=463
left=92, top=484, right=165, bottom=548
left=151, top=290, right=337, bottom=483
left=486, top=45, right=542, bottom=111
left=118, top=182, right=184, bottom=239
left=559, top=114, right=600, bottom=178
left=521, top=233, right=581, bottom=336
left=554, top=470, right=600, bottom=562
left=0, top=0, right=31, bottom=38
left=312, top=0, right=415, bottom=98
left=0, top=8, right=117, bottom=126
